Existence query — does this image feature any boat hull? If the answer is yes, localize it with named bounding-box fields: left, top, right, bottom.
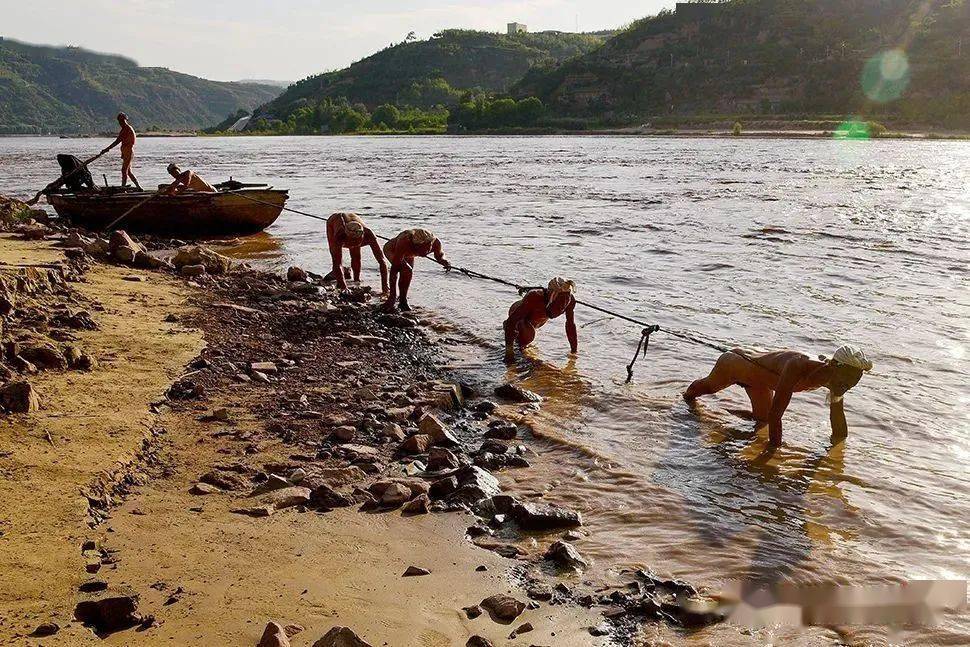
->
left=48, top=189, right=288, bottom=237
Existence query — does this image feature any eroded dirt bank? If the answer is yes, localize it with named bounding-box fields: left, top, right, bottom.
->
left=0, top=195, right=724, bottom=647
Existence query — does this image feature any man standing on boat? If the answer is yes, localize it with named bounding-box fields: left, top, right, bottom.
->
left=382, top=228, right=449, bottom=312
left=503, top=277, right=578, bottom=361
left=325, top=212, right=389, bottom=295
left=100, top=113, right=142, bottom=190
left=683, top=346, right=872, bottom=447
left=163, top=164, right=217, bottom=194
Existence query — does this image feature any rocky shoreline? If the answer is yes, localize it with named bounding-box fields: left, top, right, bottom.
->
left=0, top=194, right=727, bottom=646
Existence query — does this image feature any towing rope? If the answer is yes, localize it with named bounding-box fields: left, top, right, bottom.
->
left=230, top=192, right=753, bottom=380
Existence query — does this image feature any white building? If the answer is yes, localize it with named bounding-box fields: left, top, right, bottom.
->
left=507, top=22, right=528, bottom=35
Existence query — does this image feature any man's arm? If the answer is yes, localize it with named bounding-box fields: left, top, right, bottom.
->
left=829, top=397, right=848, bottom=443
left=431, top=240, right=450, bottom=269
left=101, top=133, right=122, bottom=154
left=367, top=232, right=389, bottom=293
left=564, top=300, right=578, bottom=353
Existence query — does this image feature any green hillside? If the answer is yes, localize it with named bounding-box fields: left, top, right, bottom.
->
left=251, top=29, right=605, bottom=125
left=0, top=38, right=280, bottom=134
left=513, top=0, right=970, bottom=128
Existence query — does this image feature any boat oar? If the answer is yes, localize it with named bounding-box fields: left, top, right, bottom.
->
left=103, top=192, right=161, bottom=232
left=25, top=150, right=108, bottom=206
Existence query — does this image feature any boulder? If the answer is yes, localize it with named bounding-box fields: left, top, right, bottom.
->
left=108, top=230, right=144, bottom=265
left=402, top=565, right=430, bottom=577
left=310, top=484, right=354, bottom=509
left=399, top=434, right=432, bottom=455
left=379, top=482, right=412, bottom=507
left=402, top=493, right=430, bottom=515
left=484, top=424, right=517, bottom=440
left=0, top=381, right=39, bottom=413
left=331, top=426, right=356, bottom=442
left=180, top=263, right=206, bottom=277
left=317, top=466, right=367, bottom=487
left=418, top=414, right=459, bottom=447
left=466, top=637, right=493, bottom=647
left=190, top=482, right=222, bottom=495
left=426, top=447, right=460, bottom=471
left=250, top=474, right=291, bottom=496
left=73, top=592, right=141, bottom=634
left=428, top=476, right=458, bottom=500
left=509, top=622, right=534, bottom=639
left=287, top=266, right=308, bottom=282
left=20, top=342, right=66, bottom=370
left=312, top=626, right=373, bottom=647
left=494, top=383, right=541, bottom=403
left=478, top=439, right=509, bottom=455
left=450, top=466, right=501, bottom=506
left=544, top=540, right=589, bottom=571
left=510, top=501, right=582, bottom=530
left=172, top=245, right=232, bottom=275
left=480, top=593, right=526, bottom=623
left=257, top=621, right=291, bottom=647
left=257, top=486, right=311, bottom=510
left=30, top=622, right=60, bottom=637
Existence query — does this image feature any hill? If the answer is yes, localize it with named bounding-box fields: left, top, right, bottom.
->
left=251, top=29, right=605, bottom=124
left=0, top=38, right=281, bottom=134
left=513, top=0, right=970, bottom=128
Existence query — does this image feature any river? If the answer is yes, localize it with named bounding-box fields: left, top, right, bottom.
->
left=2, top=135, right=968, bottom=645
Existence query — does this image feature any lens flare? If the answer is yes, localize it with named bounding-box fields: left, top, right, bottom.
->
left=833, top=119, right=872, bottom=140
left=861, top=49, right=911, bottom=103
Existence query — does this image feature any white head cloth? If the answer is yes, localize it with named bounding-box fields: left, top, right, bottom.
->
left=547, top=277, right=575, bottom=295
left=339, top=213, right=365, bottom=240
left=831, top=345, right=873, bottom=372
left=409, top=228, right=435, bottom=245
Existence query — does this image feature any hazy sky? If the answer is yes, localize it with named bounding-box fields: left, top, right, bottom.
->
left=3, top=0, right=674, bottom=82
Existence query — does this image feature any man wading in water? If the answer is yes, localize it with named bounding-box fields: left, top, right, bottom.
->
left=503, top=277, right=578, bottom=362
left=382, top=228, right=449, bottom=312
left=684, top=346, right=872, bottom=447
left=325, top=212, right=388, bottom=295
left=101, top=113, right=141, bottom=190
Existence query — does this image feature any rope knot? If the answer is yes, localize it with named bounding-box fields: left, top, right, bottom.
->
left=626, top=325, right=660, bottom=384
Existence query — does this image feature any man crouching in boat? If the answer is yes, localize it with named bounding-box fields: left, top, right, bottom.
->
left=683, top=346, right=872, bottom=447
left=382, top=228, right=449, bottom=312
left=163, top=163, right=217, bottom=195
left=324, top=212, right=388, bottom=295
left=503, top=277, right=578, bottom=362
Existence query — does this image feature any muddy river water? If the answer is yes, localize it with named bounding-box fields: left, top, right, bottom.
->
left=2, top=135, right=968, bottom=644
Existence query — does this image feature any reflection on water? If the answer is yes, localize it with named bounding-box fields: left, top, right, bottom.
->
left=1, top=135, right=968, bottom=645
left=218, top=232, right=285, bottom=262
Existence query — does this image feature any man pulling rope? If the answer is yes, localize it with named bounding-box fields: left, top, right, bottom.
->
left=684, top=345, right=873, bottom=446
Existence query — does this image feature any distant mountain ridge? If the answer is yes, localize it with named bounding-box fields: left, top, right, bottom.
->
left=512, top=0, right=970, bottom=127
left=252, top=29, right=605, bottom=124
left=0, top=38, right=281, bottom=134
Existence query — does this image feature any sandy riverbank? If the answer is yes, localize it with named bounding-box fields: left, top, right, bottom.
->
left=0, top=203, right=621, bottom=646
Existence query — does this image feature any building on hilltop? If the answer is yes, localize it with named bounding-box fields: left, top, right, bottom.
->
left=507, top=22, right=528, bottom=35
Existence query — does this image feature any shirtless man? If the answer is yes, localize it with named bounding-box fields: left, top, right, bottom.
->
left=684, top=346, right=872, bottom=446
left=101, top=113, right=141, bottom=189
left=325, top=212, right=388, bottom=294
left=382, top=228, right=449, bottom=312
left=503, top=277, right=578, bottom=361
left=163, top=164, right=217, bottom=194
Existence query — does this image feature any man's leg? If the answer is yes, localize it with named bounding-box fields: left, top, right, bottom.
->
left=516, top=321, right=537, bottom=350
left=743, top=386, right=773, bottom=422
left=383, top=265, right=399, bottom=310
left=120, top=155, right=130, bottom=187
left=349, top=247, right=362, bottom=282
left=398, top=263, right=413, bottom=311
left=684, top=352, right=738, bottom=400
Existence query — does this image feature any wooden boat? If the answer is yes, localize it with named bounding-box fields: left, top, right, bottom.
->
left=48, top=186, right=288, bottom=237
